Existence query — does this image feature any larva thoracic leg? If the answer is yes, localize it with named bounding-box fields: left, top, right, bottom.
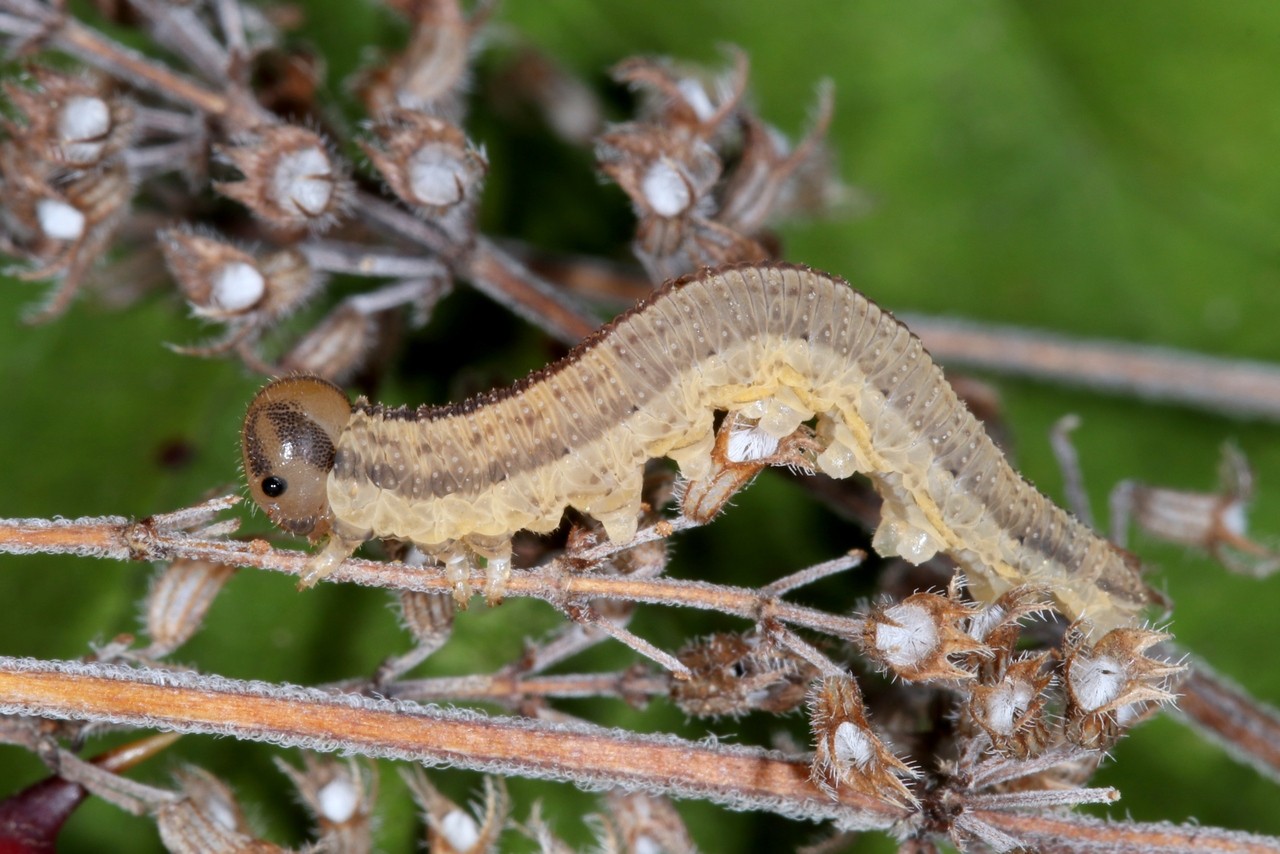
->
left=241, top=263, right=1155, bottom=631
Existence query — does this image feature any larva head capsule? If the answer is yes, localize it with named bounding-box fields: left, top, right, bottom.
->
left=241, top=376, right=353, bottom=539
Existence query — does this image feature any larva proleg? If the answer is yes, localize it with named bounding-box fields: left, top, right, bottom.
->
left=242, top=263, right=1155, bottom=629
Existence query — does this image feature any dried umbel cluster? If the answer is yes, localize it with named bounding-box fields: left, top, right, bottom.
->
left=0, top=69, right=133, bottom=319
left=598, top=51, right=839, bottom=282
left=0, top=0, right=842, bottom=387
left=801, top=581, right=1185, bottom=848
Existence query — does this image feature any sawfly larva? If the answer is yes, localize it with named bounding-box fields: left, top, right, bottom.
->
left=242, top=263, right=1155, bottom=632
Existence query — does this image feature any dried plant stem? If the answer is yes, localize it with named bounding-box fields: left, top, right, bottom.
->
left=467, top=237, right=599, bottom=345
left=901, top=313, right=1280, bottom=421
left=975, top=810, right=1280, bottom=853
left=351, top=194, right=598, bottom=345
left=0, top=656, right=904, bottom=828
left=0, top=499, right=866, bottom=642
left=1175, top=656, right=1280, bottom=785
left=385, top=671, right=669, bottom=704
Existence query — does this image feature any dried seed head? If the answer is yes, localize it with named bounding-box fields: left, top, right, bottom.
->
left=275, top=755, right=375, bottom=847
left=160, top=228, right=318, bottom=322
left=672, top=631, right=818, bottom=717
left=0, top=147, right=133, bottom=319
left=155, top=767, right=267, bottom=854
left=716, top=81, right=844, bottom=234
left=1063, top=624, right=1184, bottom=749
left=160, top=229, right=264, bottom=317
left=402, top=769, right=508, bottom=854
left=966, top=585, right=1053, bottom=648
left=809, top=675, right=918, bottom=806
left=602, top=792, right=696, bottom=854
left=632, top=211, right=768, bottom=283
left=1116, top=443, right=1280, bottom=577
left=357, top=0, right=492, bottom=117
left=965, top=584, right=1054, bottom=680
left=144, top=559, right=237, bottom=657
left=858, top=588, right=988, bottom=682
left=277, top=302, right=378, bottom=382
left=362, top=110, right=487, bottom=212
left=1, top=148, right=131, bottom=254
left=216, top=126, right=351, bottom=232
left=610, top=49, right=748, bottom=136
left=967, top=653, right=1055, bottom=758
left=491, top=47, right=603, bottom=145
left=597, top=127, right=720, bottom=220
left=4, top=70, right=132, bottom=168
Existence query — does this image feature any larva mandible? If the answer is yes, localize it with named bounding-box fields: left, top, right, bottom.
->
left=241, top=263, right=1155, bottom=632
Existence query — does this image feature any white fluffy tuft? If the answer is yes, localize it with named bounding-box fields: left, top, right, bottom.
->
left=409, top=144, right=466, bottom=206
left=211, top=261, right=266, bottom=312
left=317, top=777, right=359, bottom=823
left=725, top=424, right=780, bottom=463
left=874, top=602, right=938, bottom=668
left=833, top=721, right=875, bottom=769
left=1070, top=655, right=1126, bottom=711
left=440, top=808, right=480, bottom=851
left=36, top=198, right=86, bottom=241
left=274, top=147, right=334, bottom=216
left=641, top=160, right=692, bottom=217
left=57, top=95, right=111, bottom=163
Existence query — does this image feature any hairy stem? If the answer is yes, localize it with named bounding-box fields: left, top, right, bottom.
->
left=0, top=657, right=904, bottom=828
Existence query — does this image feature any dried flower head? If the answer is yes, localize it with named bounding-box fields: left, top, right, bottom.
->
left=964, top=584, right=1054, bottom=680
left=0, top=147, right=132, bottom=318
left=633, top=211, right=768, bottom=282
left=716, top=81, right=841, bottom=234
left=1112, top=443, right=1280, bottom=577
left=611, top=49, right=748, bottom=137
left=597, top=126, right=721, bottom=220
left=216, top=125, right=352, bottom=232
left=600, top=791, right=696, bottom=854
left=159, top=228, right=318, bottom=341
left=858, top=586, right=988, bottom=682
left=402, top=769, right=508, bottom=854
left=3, top=69, right=132, bottom=168
left=1063, top=624, right=1184, bottom=749
left=357, top=0, right=494, bottom=118
left=672, top=631, right=818, bottom=717
left=362, top=110, right=487, bottom=216
left=967, top=652, right=1055, bottom=758
left=154, top=767, right=271, bottom=853
left=143, top=559, right=237, bottom=657
left=809, top=675, right=918, bottom=806
left=275, top=755, right=376, bottom=850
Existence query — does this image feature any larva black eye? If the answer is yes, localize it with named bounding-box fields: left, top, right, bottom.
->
left=242, top=375, right=353, bottom=539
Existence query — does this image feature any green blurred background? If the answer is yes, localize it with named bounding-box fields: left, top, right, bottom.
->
left=3, top=0, right=1280, bottom=850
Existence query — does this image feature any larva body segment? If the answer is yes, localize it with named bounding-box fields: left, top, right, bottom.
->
left=262, top=264, right=1151, bottom=630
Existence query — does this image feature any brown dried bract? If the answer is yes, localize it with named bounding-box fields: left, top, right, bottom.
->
left=361, top=109, right=487, bottom=245
left=673, top=631, right=818, bottom=717
left=858, top=585, right=988, bottom=683
left=1062, top=623, right=1184, bottom=749
left=809, top=675, right=918, bottom=806
left=216, top=125, right=352, bottom=232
